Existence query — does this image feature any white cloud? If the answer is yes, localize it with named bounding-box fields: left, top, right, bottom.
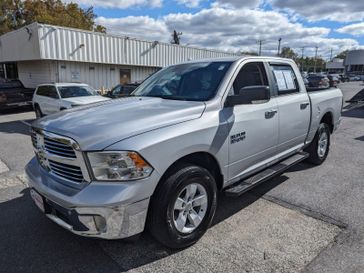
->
left=96, top=16, right=169, bottom=41
left=95, top=5, right=360, bottom=58
left=337, top=22, right=364, bottom=37
left=176, top=0, right=201, bottom=8
left=73, top=0, right=162, bottom=9
left=269, top=0, right=364, bottom=22
left=214, top=0, right=261, bottom=9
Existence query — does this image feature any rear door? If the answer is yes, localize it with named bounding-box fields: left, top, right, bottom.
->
left=269, top=63, right=311, bottom=154
left=35, top=85, right=60, bottom=115
left=226, top=61, right=279, bottom=181
left=47, top=86, right=61, bottom=114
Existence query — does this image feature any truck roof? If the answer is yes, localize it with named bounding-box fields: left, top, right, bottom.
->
left=183, top=56, right=294, bottom=64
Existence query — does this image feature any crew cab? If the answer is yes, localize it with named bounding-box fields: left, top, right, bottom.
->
left=32, top=83, right=110, bottom=118
left=0, top=80, right=34, bottom=111
left=26, top=57, right=343, bottom=248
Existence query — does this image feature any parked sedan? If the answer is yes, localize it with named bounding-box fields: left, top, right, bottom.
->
left=33, top=83, right=110, bottom=118
left=306, top=75, right=330, bottom=91
left=105, top=83, right=140, bottom=99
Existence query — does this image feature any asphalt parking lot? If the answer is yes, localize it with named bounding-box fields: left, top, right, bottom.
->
left=0, top=82, right=363, bottom=273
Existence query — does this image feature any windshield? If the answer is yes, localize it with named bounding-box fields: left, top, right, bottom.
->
left=131, top=61, right=232, bottom=101
left=58, top=85, right=98, bottom=98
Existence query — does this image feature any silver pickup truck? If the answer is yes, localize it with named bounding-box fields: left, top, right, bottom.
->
left=26, top=57, right=343, bottom=248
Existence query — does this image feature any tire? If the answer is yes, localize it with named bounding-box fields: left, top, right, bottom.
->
left=34, top=105, right=43, bottom=119
left=305, top=123, right=330, bottom=165
left=148, top=164, right=217, bottom=249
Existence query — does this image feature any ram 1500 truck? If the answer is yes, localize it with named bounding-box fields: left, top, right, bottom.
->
left=26, top=57, right=343, bottom=248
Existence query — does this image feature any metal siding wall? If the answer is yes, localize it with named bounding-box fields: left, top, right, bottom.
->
left=38, top=24, right=238, bottom=68
left=18, top=60, right=56, bottom=88
left=0, top=23, right=41, bottom=62
left=56, top=61, right=157, bottom=90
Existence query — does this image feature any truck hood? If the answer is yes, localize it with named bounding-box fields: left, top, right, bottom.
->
left=62, top=96, right=110, bottom=105
left=32, top=97, right=206, bottom=150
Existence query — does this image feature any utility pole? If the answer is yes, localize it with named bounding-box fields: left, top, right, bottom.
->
left=330, top=48, right=333, bottom=61
left=258, top=40, right=263, bottom=56
left=277, top=38, right=282, bottom=56
left=314, top=46, right=318, bottom=73
left=300, top=47, right=305, bottom=72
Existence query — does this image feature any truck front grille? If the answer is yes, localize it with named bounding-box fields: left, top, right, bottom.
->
left=44, top=136, right=76, bottom=158
left=31, top=128, right=90, bottom=184
left=48, top=160, right=84, bottom=183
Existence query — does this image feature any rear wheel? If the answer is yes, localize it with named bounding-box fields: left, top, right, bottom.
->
left=305, top=123, right=330, bottom=165
left=34, top=105, right=43, bottom=118
left=148, top=164, right=217, bottom=249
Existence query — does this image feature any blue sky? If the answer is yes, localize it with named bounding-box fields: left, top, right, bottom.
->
left=74, top=0, right=364, bottom=58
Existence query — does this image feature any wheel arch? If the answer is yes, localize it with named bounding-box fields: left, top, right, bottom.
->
left=157, top=152, right=224, bottom=192
left=320, top=111, right=334, bottom=133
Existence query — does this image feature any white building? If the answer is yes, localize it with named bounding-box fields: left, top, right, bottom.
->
left=0, top=22, right=238, bottom=89
left=325, top=58, right=344, bottom=74
left=344, top=50, right=364, bottom=74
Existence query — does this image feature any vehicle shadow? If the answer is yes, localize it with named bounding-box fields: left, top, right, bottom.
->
left=0, top=119, right=33, bottom=135
left=342, top=107, right=364, bottom=119
left=0, top=105, right=33, bottom=115
left=0, top=175, right=289, bottom=273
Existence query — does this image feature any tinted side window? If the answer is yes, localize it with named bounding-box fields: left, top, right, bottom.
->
left=229, top=62, right=268, bottom=96
left=36, top=86, right=49, bottom=96
left=270, top=65, right=299, bottom=95
left=36, top=86, right=58, bottom=98
left=122, top=86, right=136, bottom=95
left=48, top=86, right=59, bottom=99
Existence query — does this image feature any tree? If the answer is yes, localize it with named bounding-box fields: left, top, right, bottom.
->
left=335, top=50, right=348, bottom=60
left=241, top=51, right=258, bottom=56
left=280, top=47, right=298, bottom=59
left=0, top=0, right=106, bottom=36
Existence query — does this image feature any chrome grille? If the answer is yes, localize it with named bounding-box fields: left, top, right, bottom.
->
left=31, top=130, right=37, bottom=148
left=44, top=136, right=76, bottom=158
left=48, top=160, right=83, bottom=183
left=31, top=128, right=90, bottom=184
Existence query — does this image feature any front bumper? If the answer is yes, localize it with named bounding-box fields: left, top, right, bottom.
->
left=25, top=157, right=159, bottom=239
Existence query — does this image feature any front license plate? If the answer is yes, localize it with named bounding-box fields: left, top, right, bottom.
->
left=30, top=189, right=45, bottom=213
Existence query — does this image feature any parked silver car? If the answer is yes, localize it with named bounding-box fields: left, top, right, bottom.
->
left=26, top=57, right=343, bottom=248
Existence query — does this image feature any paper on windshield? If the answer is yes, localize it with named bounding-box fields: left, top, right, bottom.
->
left=273, top=70, right=287, bottom=90
left=283, top=71, right=296, bottom=90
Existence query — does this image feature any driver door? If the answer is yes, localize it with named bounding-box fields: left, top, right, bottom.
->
left=226, top=61, right=279, bottom=181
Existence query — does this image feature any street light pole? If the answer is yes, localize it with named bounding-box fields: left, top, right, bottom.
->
left=277, top=38, right=282, bottom=56
left=300, top=47, right=305, bottom=72
left=258, top=40, right=263, bottom=56
left=314, top=46, right=318, bottom=73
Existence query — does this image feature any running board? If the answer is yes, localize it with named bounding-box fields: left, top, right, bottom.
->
left=224, top=152, right=309, bottom=197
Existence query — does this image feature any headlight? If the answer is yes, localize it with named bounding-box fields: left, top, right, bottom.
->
left=88, top=151, right=153, bottom=181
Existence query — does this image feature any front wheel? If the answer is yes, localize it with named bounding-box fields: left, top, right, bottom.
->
left=148, top=164, right=217, bottom=249
left=305, top=123, right=330, bottom=165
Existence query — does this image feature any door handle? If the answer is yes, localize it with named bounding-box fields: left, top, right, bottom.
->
left=265, top=109, right=278, bottom=119
left=300, top=102, right=310, bottom=110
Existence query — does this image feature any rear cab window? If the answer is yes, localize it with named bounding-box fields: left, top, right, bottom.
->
left=270, top=64, right=299, bottom=95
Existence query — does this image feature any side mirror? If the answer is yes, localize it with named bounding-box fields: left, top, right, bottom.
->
left=225, top=85, right=270, bottom=107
